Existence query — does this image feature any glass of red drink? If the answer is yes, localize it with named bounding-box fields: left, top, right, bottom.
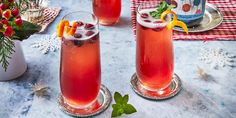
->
left=130, top=3, right=182, bottom=100
left=58, top=11, right=111, bottom=117
left=93, top=0, right=121, bottom=25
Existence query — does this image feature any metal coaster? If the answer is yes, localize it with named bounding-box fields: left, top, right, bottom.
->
left=58, top=85, right=112, bottom=117
left=173, top=3, right=223, bottom=33
left=130, top=73, right=182, bottom=100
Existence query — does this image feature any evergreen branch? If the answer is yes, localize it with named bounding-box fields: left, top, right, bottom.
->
left=0, top=37, right=15, bottom=71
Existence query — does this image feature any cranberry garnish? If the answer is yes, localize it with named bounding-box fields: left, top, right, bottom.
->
left=85, top=31, right=95, bottom=36
left=171, top=1, right=178, bottom=8
left=143, top=20, right=151, bottom=23
left=74, top=33, right=82, bottom=38
left=141, top=13, right=149, bottom=18
left=77, top=21, right=84, bottom=27
left=84, top=23, right=95, bottom=30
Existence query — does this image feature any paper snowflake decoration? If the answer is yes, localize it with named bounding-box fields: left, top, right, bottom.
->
left=199, top=48, right=235, bottom=69
left=31, top=33, right=60, bottom=54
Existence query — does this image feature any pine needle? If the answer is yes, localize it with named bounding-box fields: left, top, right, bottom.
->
left=0, top=37, right=15, bottom=71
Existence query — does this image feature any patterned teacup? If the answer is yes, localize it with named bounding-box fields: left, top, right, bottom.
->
left=166, top=0, right=206, bottom=26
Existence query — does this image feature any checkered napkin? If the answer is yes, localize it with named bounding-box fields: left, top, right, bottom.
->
left=37, top=7, right=61, bottom=32
left=131, top=0, right=236, bottom=40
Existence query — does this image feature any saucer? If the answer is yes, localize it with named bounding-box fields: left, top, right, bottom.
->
left=173, top=3, right=223, bottom=33
left=58, top=85, right=112, bottom=117
left=130, top=73, right=182, bottom=100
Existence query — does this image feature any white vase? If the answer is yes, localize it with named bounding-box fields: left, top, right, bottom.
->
left=0, top=40, right=27, bottom=81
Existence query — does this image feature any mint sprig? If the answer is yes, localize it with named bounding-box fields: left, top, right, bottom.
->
left=149, top=1, right=175, bottom=19
left=112, top=92, right=137, bottom=117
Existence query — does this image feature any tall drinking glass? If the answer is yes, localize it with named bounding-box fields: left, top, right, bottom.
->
left=131, top=3, right=182, bottom=100
left=58, top=11, right=111, bottom=117
left=93, top=0, right=121, bottom=25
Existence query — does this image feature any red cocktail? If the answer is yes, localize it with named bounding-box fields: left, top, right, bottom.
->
left=136, top=6, right=173, bottom=91
left=59, top=12, right=101, bottom=108
left=60, top=33, right=100, bottom=107
left=93, top=0, right=121, bottom=25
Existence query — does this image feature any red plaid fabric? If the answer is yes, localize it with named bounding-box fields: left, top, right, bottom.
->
left=38, top=7, right=61, bottom=32
left=131, top=0, right=236, bottom=40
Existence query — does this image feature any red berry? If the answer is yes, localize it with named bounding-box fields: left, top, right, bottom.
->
left=74, top=33, right=82, bottom=38
left=143, top=20, right=151, bottom=22
left=11, top=8, right=19, bottom=17
left=2, top=19, right=10, bottom=26
left=0, top=3, right=6, bottom=10
left=141, top=13, right=149, bottom=18
left=85, top=31, right=95, bottom=36
left=77, top=21, right=84, bottom=27
left=15, top=15, right=21, bottom=19
left=3, top=9, right=12, bottom=20
left=15, top=17, right=23, bottom=26
left=84, top=23, right=95, bottom=30
left=4, top=26, right=14, bottom=37
left=171, top=1, right=178, bottom=8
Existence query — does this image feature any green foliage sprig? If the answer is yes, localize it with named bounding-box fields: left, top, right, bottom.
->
left=112, top=92, right=137, bottom=117
left=149, top=1, right=175, bottom=19
left=0, top=36, right=14, bottom=71
left=0, top=0, right=41, bottom=71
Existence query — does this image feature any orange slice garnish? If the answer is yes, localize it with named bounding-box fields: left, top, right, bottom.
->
left=56, top=20, right=70, bottom=37
left=160, top=10, right=177, bottom=21
left=68, top=22, right=78, bottom=36
left=167, top=20, right=188, bottom=34
left=160, top=10, right=188, bottom=34
left=64, top=26, right=71, bottom=34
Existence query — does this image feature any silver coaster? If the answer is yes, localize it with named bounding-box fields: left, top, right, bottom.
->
left=174, top=3, right=223, bottom=33
left=130, top=73, right=182, bottom=100
left=58, top=85, right=112, bottom=117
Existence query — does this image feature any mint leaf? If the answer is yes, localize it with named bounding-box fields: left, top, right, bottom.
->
left=114, top=92, right=123, bottom=104
left=112, top=92, right=137, bottom=117
left=122, top=95, right=129, bottom=104
left=112, top=104, right=122, bottom=110
left=160, top=1, right=167, bottom=9
left=167, top=5, right=175, bottom=10
left=112, top=104, right=124, bottom=117
left=150, top=11, right=160, bottom=19
left=149, top=1, right=175, bottom=19
left=123, top=104, right=137, bottom=114
left=112, top=108, right=124, bottom=117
